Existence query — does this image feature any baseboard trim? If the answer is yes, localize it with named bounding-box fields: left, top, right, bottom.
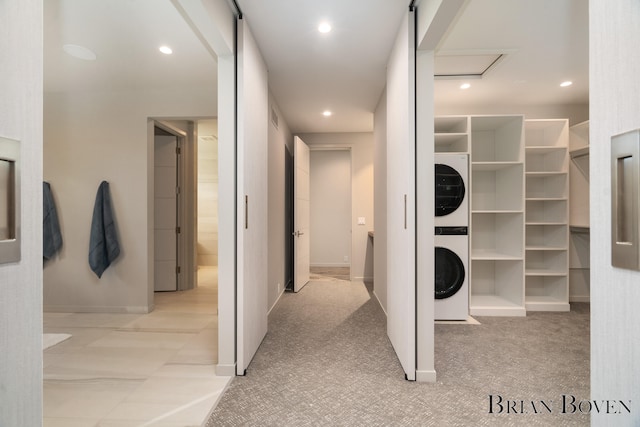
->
left=43, top=305, right=151, bottom=314
left=215, top=363, right=237, bottom=377
left=569, top=296, right=591, bottom=303
left=310, top=263, right=351, bottom=268
left=268, top=289, right=285, bottom=315
left=373, top=290, right=387, bottom=317
left=416, top=369, right=437, bottom=383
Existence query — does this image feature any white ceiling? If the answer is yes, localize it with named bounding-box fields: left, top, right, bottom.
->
left=44, top=0, right=217, bottom=93
left=434, top=0, right=589, bottom=110
left=44, top=0, right=589, bottom=133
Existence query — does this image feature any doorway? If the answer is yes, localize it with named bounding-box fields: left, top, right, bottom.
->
left=153, top=126, right=181, bottom=292
left=309, top=148, right=352, bottom=279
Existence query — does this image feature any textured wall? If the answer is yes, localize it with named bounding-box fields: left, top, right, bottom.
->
left=0, top=0, right=43, bottom=425
left=197, top=119, right=219, bottom=267
left=590, top=1, right=640, bottom=425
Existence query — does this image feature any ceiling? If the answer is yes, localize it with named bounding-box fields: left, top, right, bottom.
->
left=44, top=0, right=589, bottom=133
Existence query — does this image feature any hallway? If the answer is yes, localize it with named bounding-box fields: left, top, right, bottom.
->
left=43, top=267, right=230, bottom=426
left=207, top=277, right=589, bottom=426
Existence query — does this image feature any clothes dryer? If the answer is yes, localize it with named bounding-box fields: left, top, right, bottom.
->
left=435, top=154, right=469, bottom=228
left=435, top=227, right=469, bottom=320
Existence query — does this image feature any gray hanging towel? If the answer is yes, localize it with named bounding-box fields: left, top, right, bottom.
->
left=89, top=181, right=120, bottom=278
left=43, top=181, right=63, bottom=260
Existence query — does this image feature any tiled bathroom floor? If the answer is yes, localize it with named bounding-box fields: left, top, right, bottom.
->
left=43, top=267, right=231, bottom=427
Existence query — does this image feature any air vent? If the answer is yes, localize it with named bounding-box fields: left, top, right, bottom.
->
left=435, top=51, right=510, bottom=79
left=199, top=135, right=217, bottom=142
left=271, top=106, right=279, bottom=129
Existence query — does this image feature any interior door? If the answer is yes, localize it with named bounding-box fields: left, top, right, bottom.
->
left=154, top=133, right=179, bottom=292
left=293, top=136, right=310, bottom=292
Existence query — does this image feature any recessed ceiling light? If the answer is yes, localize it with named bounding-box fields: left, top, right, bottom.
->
left=460, top=83, right=471, bottom=90
left=318, top=22, right=332, bottom=33
left=560, top=81, right=573, bottom=87
left=322, top=110, right=332, bottom=117
left=63, top=44, right=96, bottom=61
left=159, top=46, right=173, bottom=55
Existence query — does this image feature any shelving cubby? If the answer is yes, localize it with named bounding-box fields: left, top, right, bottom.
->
left=435, top=116, right=469, bottom=153
left=469, top=115, right=526, bottom=316
left=524, top=119, right=570, bottom=312
left=470, top=259, right=526, bottom=316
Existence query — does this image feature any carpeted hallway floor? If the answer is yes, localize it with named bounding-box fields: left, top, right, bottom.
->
left=206, top=280, right=589, bottom=426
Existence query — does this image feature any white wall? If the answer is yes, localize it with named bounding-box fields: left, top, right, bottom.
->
left=43, top=87, right=216, bottom=313
left=0, top=0, right=43, bottom=425
left=310, top=150, right=351, bottom=267
left=297, top=133, right=374, bottom=281
left=267, top=93, right=293, bottom=311
left=374, top=90, right=388, bottom=312
left=197, top=119, right=218, bottom=267
left=590, top=1, right=640, bottom=425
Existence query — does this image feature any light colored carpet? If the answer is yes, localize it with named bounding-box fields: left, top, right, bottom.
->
left=206, top=280, right=589, bottom=426
left=43, top=333, right=71, bottom=350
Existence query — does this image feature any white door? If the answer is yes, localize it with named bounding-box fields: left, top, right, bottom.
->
left=294, top=136, right=310, bottom=292
left=386, top=10, right=416, bottom=380
left=236, top=20, right=269, bottom=374
left=154, top=134, right=179, bottom=292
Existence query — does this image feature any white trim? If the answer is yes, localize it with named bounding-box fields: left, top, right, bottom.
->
left=569, top=296, right=591, bottom=303
left=373, top=290, right=387, bottom=317
left=310, top=263, right=351, bottom=268
left=215, top=363, right=237, bottom=377
left=416, top=370, right=437, bottom=383
left=43, top=305, right=151, bottom=314
left=268, top=288, right=285, bottom=315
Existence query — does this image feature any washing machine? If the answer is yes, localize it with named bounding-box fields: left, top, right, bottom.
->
left=434, top=154, right=469, bottom=320
left=435, top=227, right=469, bottom=320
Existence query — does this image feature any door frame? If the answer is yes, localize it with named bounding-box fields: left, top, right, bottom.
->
left=148, top=119, right=198, bottom=303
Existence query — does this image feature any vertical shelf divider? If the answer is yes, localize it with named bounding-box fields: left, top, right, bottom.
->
left=524, top=119, right=570, bottom=312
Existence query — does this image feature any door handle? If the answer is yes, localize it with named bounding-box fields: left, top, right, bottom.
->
left=292, top=231, right=305, bottom=237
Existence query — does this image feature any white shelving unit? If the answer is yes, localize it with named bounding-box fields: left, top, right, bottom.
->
left=435, top=116, right=469, bottom=153
left=469, top=115, right=526, bottom=316
left=569, top=121, right=590, bottom=302
left=524, top=119, right=570, bottom=311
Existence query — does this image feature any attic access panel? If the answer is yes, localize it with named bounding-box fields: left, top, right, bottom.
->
left=434, top=53, right=505, bottom=79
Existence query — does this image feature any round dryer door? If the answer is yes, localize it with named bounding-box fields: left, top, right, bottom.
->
left=434, top=247, right=465, bottom=299
left=435, top=163, right=465, bottom=217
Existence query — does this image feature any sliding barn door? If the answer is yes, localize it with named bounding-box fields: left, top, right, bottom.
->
left=236, top=20, right=269, bottom=375
left=386, top=10, right=416, bottom=381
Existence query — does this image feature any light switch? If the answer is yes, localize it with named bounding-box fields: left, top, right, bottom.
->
left=357, top=217, right=366, bottom=225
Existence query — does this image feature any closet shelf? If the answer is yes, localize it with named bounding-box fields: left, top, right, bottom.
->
left=525, top=269, right=567, bottom=276
left=570, top=146, right=589, bottom=159
left=570, top=225, right=590, bottom=234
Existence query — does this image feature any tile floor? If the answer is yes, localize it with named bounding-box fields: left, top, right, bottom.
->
left=43, top=267, right=232, bottom=427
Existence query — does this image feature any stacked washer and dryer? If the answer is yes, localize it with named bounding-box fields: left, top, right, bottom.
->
left=434, top=154, right=469, bottom=320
